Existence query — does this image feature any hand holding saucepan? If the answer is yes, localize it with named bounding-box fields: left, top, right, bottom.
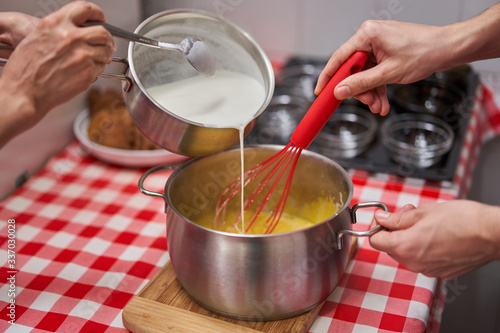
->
left=369, top=200, right=500, bottom=280
left=0, top=1, right=116, bottom=147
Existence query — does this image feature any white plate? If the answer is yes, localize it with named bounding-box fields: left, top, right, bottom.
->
left=73, top=109, right=190, bottom=167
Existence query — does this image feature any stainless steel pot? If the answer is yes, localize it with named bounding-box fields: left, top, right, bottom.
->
left=104, top=9, right=275, bottom=156
left=138, top=146, right=386, bottom=321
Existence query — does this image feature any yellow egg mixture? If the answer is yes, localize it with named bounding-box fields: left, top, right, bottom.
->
left=193, top=197, right=341, bottom=234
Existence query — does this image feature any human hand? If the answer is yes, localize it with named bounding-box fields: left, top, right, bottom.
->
left=0, top=12, right=39, bottom=58
left=369, top=200, right=500, bottom=280
left=1, top=1, right=116, bottom=128
left=314, top=20, right=454, bottom=115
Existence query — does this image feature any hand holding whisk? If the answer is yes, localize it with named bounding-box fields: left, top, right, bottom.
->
left=215, top=51, right=368, bottom=234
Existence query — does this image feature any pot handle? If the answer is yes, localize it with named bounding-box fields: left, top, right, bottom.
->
left=336, top=201, right=388, bottom=250
left=138, top=165, right=177, bottom=206
left=99, top=57, right=133, bottom=92
left=0, top=55, right=133, bottom=92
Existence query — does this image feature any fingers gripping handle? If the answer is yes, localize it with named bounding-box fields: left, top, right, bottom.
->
left=290, top=51, right=367, bottom=149
left=336, top=201, right=388, bottom=250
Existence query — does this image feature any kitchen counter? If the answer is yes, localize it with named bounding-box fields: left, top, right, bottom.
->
left=1, top=84, right=499, bottom=332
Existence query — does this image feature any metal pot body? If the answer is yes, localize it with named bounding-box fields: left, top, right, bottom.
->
left=139, top=146, right=384, bottom=321
left=122, top=10, right=275, bottom=156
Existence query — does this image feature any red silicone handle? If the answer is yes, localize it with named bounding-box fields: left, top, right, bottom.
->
left=290, top=51, right=367, bottom=149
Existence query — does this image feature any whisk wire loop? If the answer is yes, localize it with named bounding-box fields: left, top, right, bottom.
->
left=214, top=51, right=368, bottom=234
left=241, top=145, right=302, bottom=233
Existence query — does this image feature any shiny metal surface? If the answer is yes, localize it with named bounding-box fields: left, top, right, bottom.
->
left=381, top=113, right=454, bottom=168
left=391, top=79, right=465, bottom=118
left=315, top=106, right=377, bottom=159
left=277, top=64, right=322, bottom=101
left=122, top=10, right=275, bottom=156
left=337, top=202, right=388, bottom=250
left=248, top=94, right=311, bottom=145
left=85, top=21, right=215, bottom=77
left=139, top=146, right=384, bottom=320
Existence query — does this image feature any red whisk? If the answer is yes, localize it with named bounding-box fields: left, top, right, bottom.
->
left=215, top=51, right=368, bottom=234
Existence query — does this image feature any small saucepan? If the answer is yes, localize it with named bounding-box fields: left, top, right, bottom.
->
left=0, top=10, right=275, bottom=157
left=103, top=9, right=275, bottom=157
left=138, top=145, right=387, bottom=321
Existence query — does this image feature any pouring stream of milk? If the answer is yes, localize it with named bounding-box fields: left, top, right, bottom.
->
left=147, top=71, right=266, bottom=232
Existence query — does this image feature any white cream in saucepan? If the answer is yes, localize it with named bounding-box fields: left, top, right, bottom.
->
left=146, top=71, right=265, bottom=128
left=146, top=71, right=267, bottom=233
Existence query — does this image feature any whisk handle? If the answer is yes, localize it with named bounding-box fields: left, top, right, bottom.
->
left=290, top=51, right=367, bottom=149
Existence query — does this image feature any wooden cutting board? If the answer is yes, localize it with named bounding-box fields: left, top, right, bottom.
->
left=122, top=237, right=358, bottom=333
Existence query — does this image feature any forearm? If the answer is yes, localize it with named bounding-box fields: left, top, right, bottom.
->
left=0, top=77, right=36, bottom=148
left=0, top=13, right=36, bottom=146
left=443, top=2, right=500, bottom=67
left=480, top=203, right=500, bottom=261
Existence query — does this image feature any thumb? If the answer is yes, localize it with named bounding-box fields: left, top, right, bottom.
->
left=373, top=204, right=417, bottom=231
left=369, top=204, right=416, bottom=253
left=334, top=64, right=391, bottom=100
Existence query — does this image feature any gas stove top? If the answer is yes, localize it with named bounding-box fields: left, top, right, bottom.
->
left=246, top=56, right=479, bottom=181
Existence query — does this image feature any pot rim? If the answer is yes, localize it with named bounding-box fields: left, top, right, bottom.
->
left=127, top=8, right=275, bottom=129
left=164, top=145, right=354, bottom=238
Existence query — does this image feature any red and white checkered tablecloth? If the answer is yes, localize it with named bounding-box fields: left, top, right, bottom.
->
left=1, top=84, right=499, bottom=333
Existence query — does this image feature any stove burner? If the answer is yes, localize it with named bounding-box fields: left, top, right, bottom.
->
left=312, top=105, right=377, bottom=159
left=248, top=57, right=478, bottom=181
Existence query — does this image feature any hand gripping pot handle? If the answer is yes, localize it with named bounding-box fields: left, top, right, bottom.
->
left=337, top=202, right=388, bottom=250
left=0, top=55, right=134, bottom=92
left=0, top=36, right=133, bottom=90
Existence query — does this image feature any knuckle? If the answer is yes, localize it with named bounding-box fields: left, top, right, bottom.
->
left=359, top=20, right=382, bottom=38
left=38, top=12, right=59, bottom=28
left=72, top=48, right=90, bottom=64
left=390, top=239, right=412, bottom=261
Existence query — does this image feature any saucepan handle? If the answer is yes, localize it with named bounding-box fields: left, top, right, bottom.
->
left=336, top=201, right=388, bottom=250
left=99, top=57, right=134, bottom=92
left=0, top=55, right=133, bottom=92
left=138, top=165, right=177, bottom=209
